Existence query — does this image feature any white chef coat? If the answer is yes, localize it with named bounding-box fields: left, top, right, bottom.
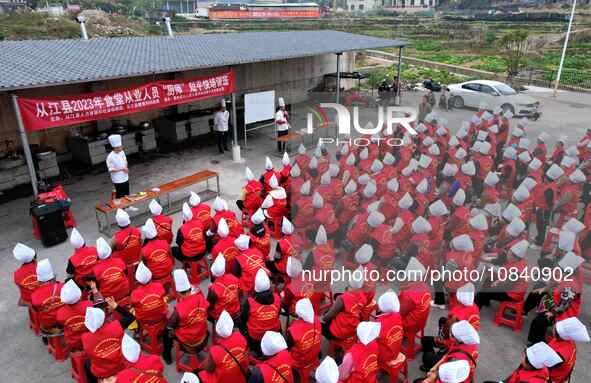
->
left=106, top=150, right=128, bottom=184
left=214, top=110, right=229, bottom=132
left=275, top=110, right=289, bottom=132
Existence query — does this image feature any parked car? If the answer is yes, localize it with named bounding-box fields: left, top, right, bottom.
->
left=448, top=80, right=541, bottom=119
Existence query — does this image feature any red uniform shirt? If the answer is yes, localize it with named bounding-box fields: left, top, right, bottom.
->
left=288, top=317, right=322, bottom=369
left=212, top=238, right=241, bottom=273
left=506, top=366, right=550, bottom=383
left=256, top=350, right=294, bottom=383
left=243, top=180, right=264, bottom=213
left=210, top=331, right=249, bottom=383
left=180, top=219, right=206, bottom=257
left=69, top=246, right=98, bottom=286
left=344, top=340, right=379, bottom=383
left=115, top=354, right=166, bottom=383
left=141, top=239, right=174, bottom=281
left=399, top=282, right=431, bottom=334
left=235, top=249, right=267, bottom=293
left=330, top=290, right=364, bottom=339
left=174, top=291, right=209, bottom=347
left=548, top=337, right=576, bottom=383
left=82, top=320, right=125, bottom=378
left=93, top=257, right=130, bottom=301
left=130, top=282, right=168, bottom=324
left=247, top=293, right=281, bottom=341
left=448, top=304, right=480, bottom=331
left=152, top=214, right=173, bottom=244
left=376, top=312, right=403, bottom=367
left=56, top=300, right=93, bottom=350
left=31, top=281, right=64, bottom=330
left=209, top=273, right=241, bottom=320
left=191, top=203, right=212, bottom=232
left=113, top=226, right=142, bottom=265
left=14, top=261, right=40, bottom=304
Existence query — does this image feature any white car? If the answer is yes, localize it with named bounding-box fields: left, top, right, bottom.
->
left=447, top=80, right=541, bottom=118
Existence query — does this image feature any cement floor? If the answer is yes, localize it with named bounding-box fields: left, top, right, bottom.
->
left=1, top=87, right=590, bottom=383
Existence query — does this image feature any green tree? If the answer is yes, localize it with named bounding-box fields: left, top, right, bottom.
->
left=499, top=31, right=530, bottom=83
left=366, top=70, right=386, bottom=95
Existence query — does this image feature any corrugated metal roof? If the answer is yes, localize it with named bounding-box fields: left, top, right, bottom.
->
left=0, top=30, right=406, bottom=91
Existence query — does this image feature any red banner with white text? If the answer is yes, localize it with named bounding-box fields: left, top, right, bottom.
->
left=17, top=70, right=235, bottom=132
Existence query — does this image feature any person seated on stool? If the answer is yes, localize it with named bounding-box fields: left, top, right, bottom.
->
left=173, top=203, right=206, bottom=263
left=338, top=321, right=381, bottom=383
left=237, top=167, right=264, bottom=216
left=315, top=356, right=342, bottom=383
left=93, top=237, right=130, bottom=305
left=57, top=280, right=93, bottom=352
left=240, top=269, right=280, bottom=355
left=199, top=310, right=250, bottom=383
left=249, top=209, right=271, bottom=256
left=286, top=298, right=322, bottom=377
left=116, top=334, right=167, bottom=383
left=375, top=291, right=403, bottom=371
left=414, top=359, right=471, bottom=383
left=188, top=191, right=212, bottom=234
left=12, top=243, right=40, bottom=307
left=211, top=218, right=240, bottom=273
left=66, top=228, right=98, bottom=290
left=162, top=269, right=209, bottom=365
left=207, top=255, right=242, bottom=323
left=140, top=219, right=174, bottom=286
left=260, top=157, right=280, bottom=195
left=482, top=342, right=562, bottom=383
left=110, top=208, right=142, bottom=266
left=249, top=331, right=294, bottom=383
left=149, top=199, right=173, bottom=244
left=82, top=298, right=136, bottom=383
left=31, top=259, right=64, bottom=339
left=232, top=234, right=268, bottom=294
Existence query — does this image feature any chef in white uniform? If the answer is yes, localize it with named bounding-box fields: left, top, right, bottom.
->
left=214, top=99, right=230, bottom=153
left=106, top=134, right=130, bottom=202
left=275, top=97, right=289, bottom=152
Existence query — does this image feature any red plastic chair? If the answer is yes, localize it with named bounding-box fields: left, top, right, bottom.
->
left=495, top=300, right=524, bottom=331
left=402, top=329, right=423, bottom=360
left=175, top=342, right=201, bottom=373
left=186, top=258, right=210, bottom=285
left=380, top=352, right=408, bottom=383
left=46, top=333, right=69, bottom=362
left=139, top=321, right=166, bottom=354
left=70, top=351, right=88, bottom=383
left=28, top=306, right=40, bottom=336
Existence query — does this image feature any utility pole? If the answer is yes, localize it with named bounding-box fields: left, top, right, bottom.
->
left=553, top=0, right=577, bottom=98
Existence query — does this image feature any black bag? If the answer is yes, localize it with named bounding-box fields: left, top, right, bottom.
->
left=31, top=202, right=67, bottom=247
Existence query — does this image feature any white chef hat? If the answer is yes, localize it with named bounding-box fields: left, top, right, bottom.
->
left=13, top=243, right=35, bottom=263
left=378, top=291, right=400, bottom=313
left=451, top=320, right=480, bottom=345
left=295, top=298, right=315, bottom=324
left=135, top=261, right=152, bottom=285
left=312, top=192, right=324, bottom=209
left=561, top=156, right=577, bottom=168
left=398, top=192, right=414, bottom=210
left=234, top=234, right=250, bottom=251
left=261, top=331, right=288, bottom=356
left=286, top=257, right=302, bottom=278
left=315, top=225, right=327, bottom=246
left=453, top=189, right=466, bottom=207
left=526, top=342, right=563, bottom=369
left=449, top=136, right=460, bottom=147
left=452, top=234, right=474, bottom=252
left=423, top=136, right=434, bottom=146
left=309, top=156, right=318, bottom=170
left=456, top=283, right=475, bottom=307
left=521, top=177, right=537, bottom=191
left=479, top=141, right=491, bottom=155
left=189, top=191, right=201, bottom=207
left=429, top=200, right=449, bottom=216
left=504, top=110, right=513, bottom=118
left=401, top=164, right=415, bottom=177
left=345, top=153, right=356, bottom=166
left=513, top=186, right=530, bottom=202
left=359, top=147, right=369, bottom=160
left=506, top=218, right=526, bottom=237
left=36, top=258, right=55, bottom=282
left=510, top=239, right=529, bottom=258
left=383, top=152, right=396, bottom=165
left=558, top=230, right=576, bottom=252
left=503, top=147, right=517, bottom=160
left=569, top=169, right=586, bottom=184
left=518, top=151, right=532, bottom=164
left=70, top=228, right=85, bottom=249
left=251, top=209, right=265, bottom=225
left=546, top=164, right=565, bottom=181
left=290, top=164, right=301, bottom=178
left=483, top=172, right=500, bottom=186
left=261, top=194, right=274, bottom=209
left=412, top=216, right=432, bottom=234
left=392, top=217, right=404, bottom=234
left=419, top=154, right=433, bottom=169
left=562, top=218, right=585, bottom=234
left=476, top=130, right=488, bottom=141
left=367, top=211, right=385, bottom=228
left=282, top=152, right=290, bottom=166
left=182, top=203, right=193, bottom=222
left=371, top=159, right=384, bottom=174
left=320, top=171, right=331, bottom=186
left=115, top=208, right=131, bottom=227
left=300, top=180, right=311, bottom=196
left=329, top=163, right=340, bottom=178
left=429, top=144, right=441, bottom=156
left=461, top=161, right=476, bottom=176
left=245, top=167, right=255, bottom=181
left=122, top=333, right=141, bottom=364
left=265, top=156, right=273, bottom=170
left=489, top=124, right=499, bottom=134
left=278, top=97, right=285, bottom=107
left=442, top=163, right=458, bottom=177
left=340, top=143, right=350, bottom=156
left=149, top=199, right=162, bottom=216
left=558, top=251, right=584, bottom=272
left=344, top=179, right=357, bottom=194
left=556, top=317, right=590, bottom=342
left=281, top=217, right=294, bottom=235
left=363, top=181, right=377, bottom=199
left=519, top=138, right=531, bottom=150
left=416, top=178, right=429, bottom=194
left=108, top=134, right=122, bottom=148
left=355, top=244, right=374, bottom=265
left=181, top=372, right=200, bottom=383
left=60, top=279, right=82, bottom=305
left=438, top=360, right=471, bottom=383
left=469, top=214, right=488, bottom=231
left=315, top=356, right=339, bottom=383
left=96, top=237, right=111, bottom=260
left=484, top=202, right=502, bottom=217
left=213, top=196, right=226, bottom=212
left=455, top=148, right=467, bottom=160
left=211, top=254, right=226, bottom=278
left=173, top=269, right=191, bottom=293
left=356, top=321, right=381, bottom=346
left=405, top=257, right=426, bottom=281
left=502, top=203, right=522, bottom=222
left=216, top=310, right=234, bottom=338
left=349, top=266, right=365, bottom=290
left=85, top=307, right=105, bottom=333
left=269, top=174, right=279, bottom=189
left=216, top=218, right=229, bottom=238
left=142, top=218, right=157, bottom=240
left=512, top=127, right=524, bottom=137
left=387, top=178, right=399, bottom=192
left=254, top=268, right=271, bottom=293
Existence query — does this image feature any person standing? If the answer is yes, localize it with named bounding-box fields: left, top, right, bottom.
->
left=418, top=95, right=432, bottom=123
left=214, top=99, right=230, bottom=154
left=275, top=97, right=289, bottom=152
left=106, top=134, right=130, bottom=202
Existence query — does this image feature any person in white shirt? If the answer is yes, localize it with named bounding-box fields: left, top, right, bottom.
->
left=214, top=99, right=230, bottom=153
left=106, top=134, right=130, bottom=201
left=275, top=97, right=289, bottom=152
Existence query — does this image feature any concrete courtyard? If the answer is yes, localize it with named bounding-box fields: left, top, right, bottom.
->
left=1, top=87, right=590, bottom=382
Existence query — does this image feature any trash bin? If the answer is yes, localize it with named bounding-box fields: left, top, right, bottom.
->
left=31, top=202, right=67, bottom=247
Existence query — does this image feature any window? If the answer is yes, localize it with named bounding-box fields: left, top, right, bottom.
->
left=479, top=85, right=496, bottom=95
left=350, top=4, right=355, bottom=9
left=359, top=4, right=364, bottom=9
left=462, top=83, right=480, bottom=92
left=495, top=83, right=517, bottom=95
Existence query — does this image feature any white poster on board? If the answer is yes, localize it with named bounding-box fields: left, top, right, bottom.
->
left=244, top=91, right=276, bottom=125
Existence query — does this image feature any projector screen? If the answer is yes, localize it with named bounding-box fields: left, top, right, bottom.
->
left=244, top=91, right=276, bottom=125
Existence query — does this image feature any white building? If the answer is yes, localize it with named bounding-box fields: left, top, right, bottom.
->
left=386, top=0, right=437, bottom=12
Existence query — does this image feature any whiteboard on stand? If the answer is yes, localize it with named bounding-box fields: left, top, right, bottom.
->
left=244, top=91, right=276, bottom=125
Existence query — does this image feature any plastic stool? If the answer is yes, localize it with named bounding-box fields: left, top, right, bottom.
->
left=139, top=321, right=165, bottom=354
left=45, top=332, right=69, bottom=362
left=380, top=352, right=408, bottom=383
left=402, top=329, right=423, bottom=361
left=494, top=300, right=524, bottom=331
left=186, top=258, right=210, bottom=285
left=28, top=306, right=40, bottom=336
left=70, top=351, right=88, bottom=383
left=295, top=361, right=319, bottom=383
left=175, top=342, right=201, bottom=373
